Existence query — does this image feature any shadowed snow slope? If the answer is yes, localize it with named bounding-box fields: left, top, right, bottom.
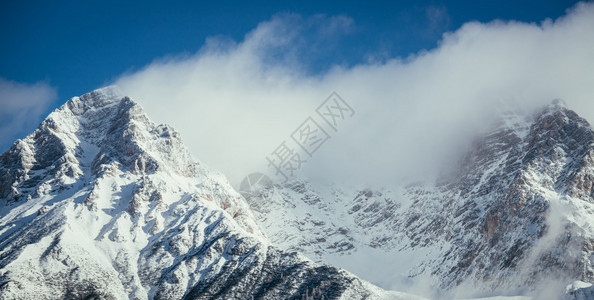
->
left=0, top=86, right=420, bottom=300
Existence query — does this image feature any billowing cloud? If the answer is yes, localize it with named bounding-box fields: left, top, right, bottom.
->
left=116, top=3, right=594, bottom=187
left=0, top=78, right=57, bottom=152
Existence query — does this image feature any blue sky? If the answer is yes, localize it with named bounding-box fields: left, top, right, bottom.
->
left=1, top=0, right=592, bottom=181
left=0, top=0, right=580, bottom=101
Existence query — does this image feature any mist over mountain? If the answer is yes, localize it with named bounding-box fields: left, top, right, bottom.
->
left=246, top=99, right=594, bottom=299
left=1, top=3, right=594, bottom=300
left=2, top=85, right=594, bottom=299
left=0, top=88, right=412, bottom=300
left=115, top=2, right=594, bottom=188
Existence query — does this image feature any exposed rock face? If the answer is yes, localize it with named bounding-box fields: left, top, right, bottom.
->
left=0, top=87, right=412, bottom=300
left=433, top=100, right=594, bottom=291
left=247, top=100, right=594, bottom=298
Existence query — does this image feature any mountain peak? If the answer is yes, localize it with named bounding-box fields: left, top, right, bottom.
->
left=0, top=87, right=198, bottom=203
left=535, top=98, right=589, bottom=128
left=550, top=98, right=567, bottom=108
left=63, top=85, right=125, bottom=120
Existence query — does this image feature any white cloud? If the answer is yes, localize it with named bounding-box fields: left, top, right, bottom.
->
left=115, top=3, right=594, bottom=187
left=0, top=78, right=56, bottom=151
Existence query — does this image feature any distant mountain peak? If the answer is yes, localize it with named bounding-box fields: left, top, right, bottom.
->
left=533, top=98, right=591, bottom=134
left=550, top=98, right=567, bottom=109
left=246, top=99, right=594, bottom=298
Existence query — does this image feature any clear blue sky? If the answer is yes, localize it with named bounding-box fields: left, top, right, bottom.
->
left=0, top=0, right=583, bottom=151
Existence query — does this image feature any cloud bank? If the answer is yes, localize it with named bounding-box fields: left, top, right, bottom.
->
left=0, top=78, right=56, bottom=152
left=116, top=3, right=594, bottom=187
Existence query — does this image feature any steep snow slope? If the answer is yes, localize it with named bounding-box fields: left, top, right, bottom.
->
left=247, top=100, right=594, bottom=299
left=0, top=87, right=419, bottom=300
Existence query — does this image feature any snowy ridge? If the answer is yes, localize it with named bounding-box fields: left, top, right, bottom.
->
left=247, top=99, right=594, bottom=299
left=0, top=87, right=418, bottom=299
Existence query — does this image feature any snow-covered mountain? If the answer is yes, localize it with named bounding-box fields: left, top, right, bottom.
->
left=246, top=100, right=594, bottom=299
left=5, top=86, right=594, bottom=300
left=0, top=87, right=418, bottom=300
